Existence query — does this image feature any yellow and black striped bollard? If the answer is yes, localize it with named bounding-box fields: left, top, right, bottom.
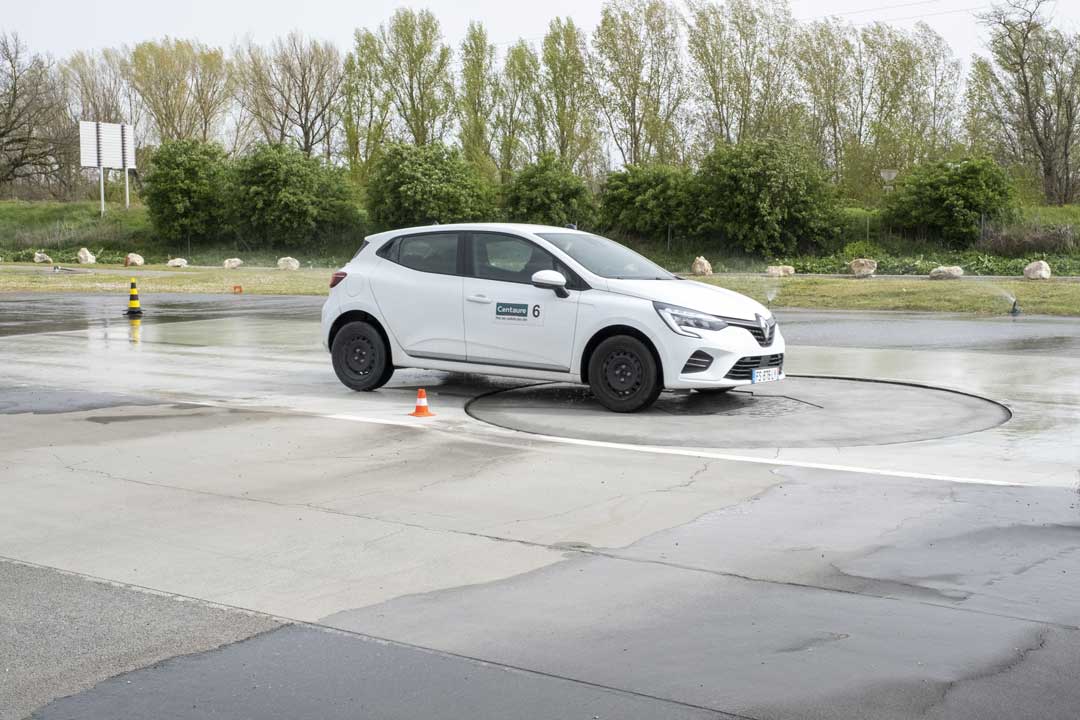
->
left=125, top=277, right=143, bottom=316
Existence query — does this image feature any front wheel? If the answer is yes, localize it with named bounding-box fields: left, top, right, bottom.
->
left=331, top=321, right=393, bottom=391
left=588, top=335, right=662, bottom=412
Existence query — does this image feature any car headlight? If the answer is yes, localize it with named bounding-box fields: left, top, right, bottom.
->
left=653, top=302, right=728, bottom=338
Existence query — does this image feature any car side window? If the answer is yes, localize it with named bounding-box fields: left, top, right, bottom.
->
left=394, top=233, right=459, bottom=275
left=471, top=233, right=570, bottom=285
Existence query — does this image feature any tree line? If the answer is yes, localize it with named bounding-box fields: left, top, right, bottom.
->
left=1, top=0, right=1078, bottom=206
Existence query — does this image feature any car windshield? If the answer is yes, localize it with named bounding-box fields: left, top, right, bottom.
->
left=537, top=232, right=675, bottom=280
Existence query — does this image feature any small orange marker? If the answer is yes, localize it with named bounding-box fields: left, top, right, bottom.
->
left=233, top=285, right=243, bottom=294
left=409, top=388, right=435, bottom=417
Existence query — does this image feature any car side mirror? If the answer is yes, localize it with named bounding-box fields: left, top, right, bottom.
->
left=531, top=269, right=569, bottom=298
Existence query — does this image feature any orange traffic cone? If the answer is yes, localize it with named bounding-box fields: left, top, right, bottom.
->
left=409, top=388, right=435, bottom=417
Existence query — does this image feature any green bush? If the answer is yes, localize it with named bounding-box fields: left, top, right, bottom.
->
left=836, top=207, right=883, bottom=252
left=503, top=153, right=594, bottom=227
left=883, top=157, right=1017, bottom=249
left=366, top=143, right=495, bottom=230
left=599, top=164, right=693, bottom=241
left=142, top=140, right=232, bottom=249
left=691, top=141, right=841, bottom=256
left=841, top=239, right=884, bottom=260
left=231, top=144, right=364, bottom=250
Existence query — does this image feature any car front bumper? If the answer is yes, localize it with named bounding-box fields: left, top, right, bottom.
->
left=658, top=325, right=787, bottom=390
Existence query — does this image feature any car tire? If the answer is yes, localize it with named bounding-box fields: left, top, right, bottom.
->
left=331, top=321, right=393, bottom=391
left=588, top=335, right=662, bottom=412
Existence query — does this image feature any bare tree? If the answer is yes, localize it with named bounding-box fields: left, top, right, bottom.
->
left=235, top=33, right=342, bottom=157
left=0, top=33, right=71, bottom=188
left=590, top=0, right=686, bottom=166
left=687, top=0, right=797, bottom=146
left=125, top=37, right=232, bottom=142
left=458, top=21, right=498, bottom=176
left=493, top=40, right=540, bottom=181
left=541, top=18, right=598, bottom=173
left=374, top=9, right=454, bottom=146
left=341, top=29, right=391, bottom=184
left=975, top=0, right=1080, bottom=204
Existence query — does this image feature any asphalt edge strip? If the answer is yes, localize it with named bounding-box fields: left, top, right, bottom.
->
left=2, top=555, right=754, bottom=720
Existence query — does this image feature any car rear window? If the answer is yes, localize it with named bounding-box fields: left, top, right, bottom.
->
left=396, top=233, right=459, bottom=275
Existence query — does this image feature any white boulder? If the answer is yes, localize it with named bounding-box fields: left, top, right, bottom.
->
left=766, top=265, right=795, bottom=277
left=690, top=256, right=713, bottom=276
left=166, top=257, right=188, bottom=268
left=1023, top=260, right=1051, bottom=280
left=849, top=258, right=877, bottom=278
left=77, top=247, right=96, bottom=264
left=124, top=252, right=145, bottom=267
left=223, top=258, right=243, bottom=269
left=277, top=256, right=300, bottom=271
left=929, top=265, right=964, bottom=280
left=33, top=251, right=52, bottom=264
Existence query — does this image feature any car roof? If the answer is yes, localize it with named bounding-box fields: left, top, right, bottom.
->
left=365, top=222, right=588, bottom=241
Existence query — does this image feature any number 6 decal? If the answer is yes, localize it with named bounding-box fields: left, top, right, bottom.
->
left=532, top=304, right=541, bottom=318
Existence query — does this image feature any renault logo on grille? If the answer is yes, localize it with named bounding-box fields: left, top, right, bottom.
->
left=755, top=314, right=774, bottom=344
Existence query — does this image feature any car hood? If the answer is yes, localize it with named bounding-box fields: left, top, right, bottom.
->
left=604, top=278, right=772, bottom=321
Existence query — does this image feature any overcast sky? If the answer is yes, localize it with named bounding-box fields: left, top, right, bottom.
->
left=7, top=0, right=1079, bottom=68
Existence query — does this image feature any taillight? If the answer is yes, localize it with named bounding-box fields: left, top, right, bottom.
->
left=330, top=271, right=347, bottom=289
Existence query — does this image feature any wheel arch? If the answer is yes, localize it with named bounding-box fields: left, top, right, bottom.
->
left=580, top=324, right=664, bottom=386
left=329, top=310, right=393, bottom=363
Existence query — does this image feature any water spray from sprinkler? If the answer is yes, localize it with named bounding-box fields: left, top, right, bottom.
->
left=1009, top=299, right=1022, bottom=316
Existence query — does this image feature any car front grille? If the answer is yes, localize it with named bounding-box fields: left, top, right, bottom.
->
left=726, top=317, right=777, bottom=346
left=724, top=353, right=784, bottom=381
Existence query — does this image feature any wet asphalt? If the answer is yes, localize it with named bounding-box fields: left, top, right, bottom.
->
left=2, top=293, right=1079, bottom=720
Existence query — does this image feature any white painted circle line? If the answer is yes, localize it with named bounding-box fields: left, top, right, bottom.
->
left=323, top=411, right=1017, bottom=487
left=183, top=398, right=1017, bottom=487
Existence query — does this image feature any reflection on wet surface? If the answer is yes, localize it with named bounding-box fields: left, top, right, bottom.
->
left=0, top=293, right=323, bottom=337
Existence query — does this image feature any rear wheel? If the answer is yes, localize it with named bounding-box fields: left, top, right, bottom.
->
left=331, top=321, right=393, bottom=391
left=588, top=335, right=662, bottom=412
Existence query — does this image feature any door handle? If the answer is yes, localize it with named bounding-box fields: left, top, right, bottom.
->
left=467, top=294, right=493, bottom=304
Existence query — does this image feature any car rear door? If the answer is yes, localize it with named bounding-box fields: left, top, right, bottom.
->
left=462, top=232, right=581, bottom=372
left=369, top=231, right=466, bottom=360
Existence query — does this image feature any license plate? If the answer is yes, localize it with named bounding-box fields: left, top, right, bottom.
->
left=752, top=367, right=780, bottom=383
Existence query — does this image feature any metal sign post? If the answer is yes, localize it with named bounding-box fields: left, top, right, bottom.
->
left=80, top=121, right=137, bottom=214
left=121, top=124, right=131, bottom=209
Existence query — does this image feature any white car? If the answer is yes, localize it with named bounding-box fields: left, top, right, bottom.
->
left=322, top=223, right=784, bottom=412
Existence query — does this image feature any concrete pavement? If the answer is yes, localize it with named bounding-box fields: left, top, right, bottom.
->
left=1, top=294, right=1078, bottom=719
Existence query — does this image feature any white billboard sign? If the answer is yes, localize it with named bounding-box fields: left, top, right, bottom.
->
left=79, top=120, right=137, bottom=213
left=79, top=121, right=99, bottom=167
left=79, top=121, right=136, bottom=169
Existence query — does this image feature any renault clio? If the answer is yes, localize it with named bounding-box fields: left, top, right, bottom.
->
left=322, top=223, right=784, bottom=412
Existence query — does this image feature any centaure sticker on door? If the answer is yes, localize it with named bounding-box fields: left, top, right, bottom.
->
left=495, top=302, right=543, bottom=326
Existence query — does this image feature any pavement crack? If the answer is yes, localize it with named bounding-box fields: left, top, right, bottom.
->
left=918, top=627, right=1051, bottom=716
left=27, top=456, right=1080, bottom=636
left=656, top=460, right=716, bottom=493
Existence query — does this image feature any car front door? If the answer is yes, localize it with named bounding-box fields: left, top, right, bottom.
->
left=463, top=232, right=581, bottom=372
left=369, top=231, right=466, bottom=360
